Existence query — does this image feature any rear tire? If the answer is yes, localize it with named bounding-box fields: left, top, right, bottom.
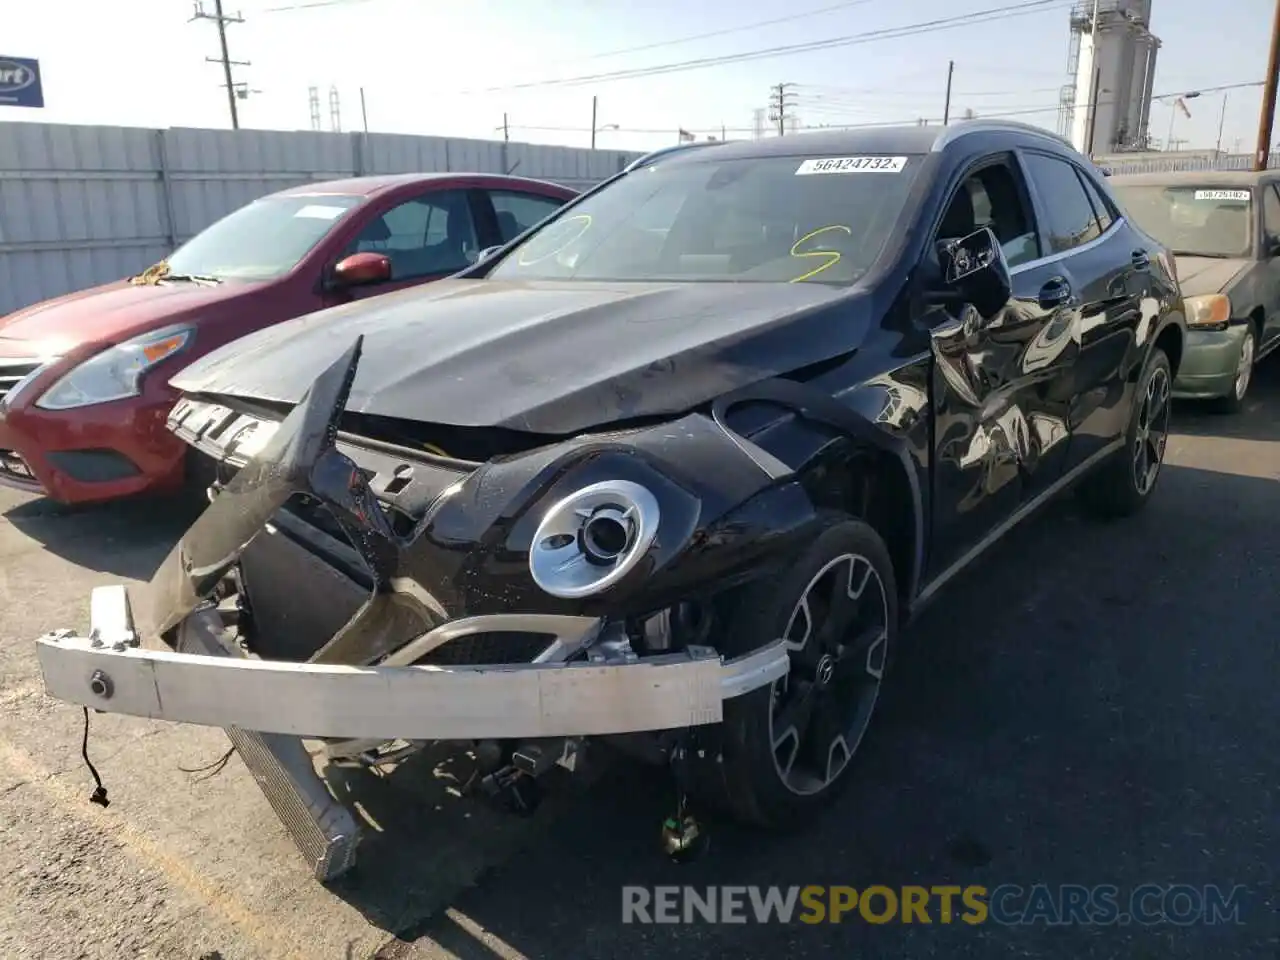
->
left=1077, top=347, right=1172, bottom=520
left=1209, top=322, right=1256, bottom=415
left=691, top=512, right=899, bottom=827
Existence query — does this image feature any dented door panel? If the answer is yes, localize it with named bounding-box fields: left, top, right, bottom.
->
left=925, top=262, right=1079, bottom=580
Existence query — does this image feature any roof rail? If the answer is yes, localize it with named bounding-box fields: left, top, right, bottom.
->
left=932, top=118, right=1076, bottom=154
left=624, top=140, right=724, bottom=172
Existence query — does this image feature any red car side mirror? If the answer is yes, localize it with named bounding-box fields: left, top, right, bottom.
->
left=333, top=252, right=392, bottom=287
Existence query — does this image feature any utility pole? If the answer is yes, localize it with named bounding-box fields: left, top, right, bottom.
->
left=591, top=96, right=598, bottom=149
left=1215, top=92, right=1229, bottom=157
left=1086, top=64, right=1102, bottom=155
left=359, top=87, right=369, bottom=133
left=1254, top=0, right=1280, bottom=170
left=943, top=60, right=954, bottom=125
left=191, top=0, right=247, bottom=130
left=769, top=82, right=797, bottom=136
left=502, top=113, right=510, bottom=142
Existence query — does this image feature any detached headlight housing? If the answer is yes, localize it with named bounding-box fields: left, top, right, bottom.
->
left=529, top=480, right=661, bottom=599
left=1184, top=293, right=1231, bottom=331
left=36, top=324, right=194, bottom=411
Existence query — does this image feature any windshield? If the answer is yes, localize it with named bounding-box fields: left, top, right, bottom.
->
left=1112, top=184, right=1254, bottom=258
left=487, top=154, right=923, bottom=285
left=166, top=194, right=364, bottom=280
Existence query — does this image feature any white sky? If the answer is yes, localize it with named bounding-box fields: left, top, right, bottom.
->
left=3, top=0, right=1275, bottom=154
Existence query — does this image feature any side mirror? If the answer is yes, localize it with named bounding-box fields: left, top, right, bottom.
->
left=332, top=251, right=392, bottom=287
left=936, top=226, right=1012, bottom=320
left=1266, top=235, right=1280, bottom=258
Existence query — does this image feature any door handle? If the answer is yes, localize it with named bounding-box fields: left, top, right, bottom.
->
left=1131, top=250, right=1151, bottom=271
left=1038, top=277, right=1074, bottom=309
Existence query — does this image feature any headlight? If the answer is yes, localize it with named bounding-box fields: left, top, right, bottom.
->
left=36, top=324, right=194, bottom=411
left=1184, top=294, right=1231, bottom=330
left=529, top=480, right=660, bottom=599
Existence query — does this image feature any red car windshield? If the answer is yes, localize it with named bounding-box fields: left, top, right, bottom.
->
left=166, top=194, right=363, bottom=281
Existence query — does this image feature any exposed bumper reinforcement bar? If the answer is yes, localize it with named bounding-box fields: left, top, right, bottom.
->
left=38, top=591, right=788, bottom=741
left=42, top=581, right=790, bottom=738
left=37, top=585, right=789, bottom=882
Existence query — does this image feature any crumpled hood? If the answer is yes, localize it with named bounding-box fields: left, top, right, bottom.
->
left=172, top=277, right=866, bottom=435
left=0, top=278, right=266, bottom=356
left=1174, top=256, right=1252, bottom=297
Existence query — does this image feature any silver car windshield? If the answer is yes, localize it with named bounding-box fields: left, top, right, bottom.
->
left=1112, top=185, right=1253, bottom=258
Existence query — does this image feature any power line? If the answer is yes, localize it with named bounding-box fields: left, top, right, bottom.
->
left=260, top=0, right=375, bottom=11
left=797, top=84, right=1065, bottom=102
left=470, top=0, right=1071, bottom=93
left=550, top=0, right=881, bottom=65
left=506, top=79, right=1266, bottom=139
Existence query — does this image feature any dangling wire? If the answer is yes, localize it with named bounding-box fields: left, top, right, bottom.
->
left=179, top=746, right=236, bottom=782
left=81, top=707, right=109, bottom=808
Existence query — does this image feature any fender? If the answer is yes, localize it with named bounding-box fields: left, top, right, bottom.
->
left=1144, top=312, right=1187, bottom=378
left=712, top=377, right=926, bottom=602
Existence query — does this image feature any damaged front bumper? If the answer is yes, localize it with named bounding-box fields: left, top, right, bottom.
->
left=36, top=585, right=788, bottom=741
left=33, top=336, right=807, bottom=881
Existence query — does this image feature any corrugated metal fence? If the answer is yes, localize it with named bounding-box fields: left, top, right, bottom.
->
left=0, top=122, right=642, bottom=315
left=1093, top=150, right=1280, bottom=175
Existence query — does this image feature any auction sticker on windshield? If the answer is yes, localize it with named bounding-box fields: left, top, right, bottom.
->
left=796, top=156, right=908, bottom=175
left=294, top=204, right=349, bottom=219
left=1193, top=189, right=1250, bottom=201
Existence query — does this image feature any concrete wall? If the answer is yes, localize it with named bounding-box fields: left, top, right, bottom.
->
left=0, top=122, right=642, bottom=315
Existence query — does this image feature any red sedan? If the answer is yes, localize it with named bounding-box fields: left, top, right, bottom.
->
left=0, top=172, right=576, bottom=504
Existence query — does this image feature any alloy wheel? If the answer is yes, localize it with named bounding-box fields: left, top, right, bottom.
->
left=1133, top=366, right=1171, bottom=495
left=768, top=553, right=890, bottom=796
left=1235, top=331, right=1255, bottom=401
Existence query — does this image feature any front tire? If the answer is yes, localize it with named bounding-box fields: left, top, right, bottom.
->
left=1209, top=322, right=1256, bottom=415
left=694, top=513, right=899, bottom=827
left=1077, top=347, right=1172, bottom=519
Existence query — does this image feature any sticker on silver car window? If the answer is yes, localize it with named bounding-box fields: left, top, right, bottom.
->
left=1193, top=189, right=1250, bottom=201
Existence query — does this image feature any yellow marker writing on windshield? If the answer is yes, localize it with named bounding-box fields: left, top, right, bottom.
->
left=421, top=442, right=450, bottom=458
left=789, top=224, right=852, bottom=283
left=517, top=214, right=593, bottom=267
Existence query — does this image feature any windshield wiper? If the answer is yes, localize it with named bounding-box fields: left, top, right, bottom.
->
left=162, top=273, right=223, bottom=285
left=1170, top=250, right=1228, bottom=258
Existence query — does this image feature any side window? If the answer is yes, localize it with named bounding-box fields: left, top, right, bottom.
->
left=1262, top=184, right=1280, bottom=242
left=1076, top=170, right=1115, bottom=234
left=490, top=190, right=568, bottom=243
left=1021, top=152, right=1104, bottom=253
left=347, top=190, right=478, bottom=279
left=937, top=159, right=1041, bottom=267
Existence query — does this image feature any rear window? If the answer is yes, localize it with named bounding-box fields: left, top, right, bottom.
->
left=487, top=154, right=924, bottom=285
left=1111, top=184, right=1254, bottom=258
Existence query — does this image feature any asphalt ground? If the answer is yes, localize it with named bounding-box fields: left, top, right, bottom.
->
left=1, top=359, right=1277, bottom=960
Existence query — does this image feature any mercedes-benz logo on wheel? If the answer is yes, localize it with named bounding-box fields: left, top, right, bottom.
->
left=816, top=654, right=836, bottom=686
